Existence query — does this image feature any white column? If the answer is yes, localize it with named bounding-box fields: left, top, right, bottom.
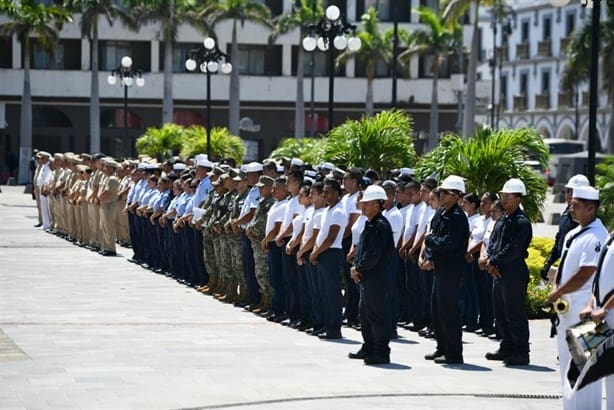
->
left=347, top=0, right=357, bottom=21
left=151, top=39, right=160, bottom=73
left=345, top=59, right=355, bottom=78
left=282, top=43, right=292, bottom=77
left=12, top=34, right=21, bottom=69
left=81, top=38, right=90, bottom=71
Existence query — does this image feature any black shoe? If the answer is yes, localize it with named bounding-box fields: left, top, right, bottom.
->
left=280, top=318, right=292, bottom=326
left=34, top=223, right=42, bottom=228
left=463, top=324, right=479, bottom=332
left=289, top=319, right=302, bottom=329
left=504, top=355, right=530, bottom=366
left=434, top=355, right=463, bottom=364
left=488, top=333, right=502, bottom=340
left=100, top=250, right=117, bottom=257
left=272, top=315, right=288, bottom=323
left=424, top=350, right=444, bottom=360
left=408, top=324, right=426, bottom=332
left=424, top=330, right=436, bottom=339
left=309, top=327, right=325, bottom=336
left=479, top=327, right=495, bottom=337
left=297, top=322, right=311, bottom=331
left=364, top=355, right=390, bottom=365
left=348, top=349, right=367, bottom=359
left=418, top=328, right=430, bottom=337
left=318, top=331, right=342, bottom=340
left=485, top=350, right=510, bottom=361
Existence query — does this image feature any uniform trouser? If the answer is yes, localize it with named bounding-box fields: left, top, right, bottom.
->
left=67, top=202, right=76, bottom=238
left=407, top=258, right=427, bottom=326
left=424, top=269, right=434, bottom=326
left=48, top=195, right=55, bottom=228
left=267, top=242, right=285, bottom=316
left=153, top=222, right=165, bottom=270
left=164, top=222, right=177, bottom=274
left=342, top=237, right=359, bottom=323
left=296, top=262, right=311, bottom=324
left=304, top=252, right=324, bottom=329
left=493, top=272, right=530, bottom=356
left=398, top=258, right=409, bottom=322
left=221, top=234, right=233, bottom=282
left=128, top=213, right=139, bottom=260
left=318, top=248, right=343, bottom=334
left=203, top=232, right=217, bottom=281
left=79, top=203, right=90, bottom=243
left=388, top=255, right=401, bottom=334
left=88, top=203, right=100, bottom=246
left=230, top=233, right=245, bottom=291
left=34, top=185, right=42, bottom=224
left=100, top=203, right=117, bottom=252
left=360, top=278, right=391, bottom=358
left=242, top=231, right=260, bottom=305
left=139, top=216, right=153, bottom=265
left=281, top=239, right=301, bottom=321
left=556, top=292, right=601, bottom=410
left=212, top=234, right=224, bottom=282
left=461, top=261, right=479, bottom=327
left=40, top=192, right=51, bottom=229
left=180, top=227, right=194, bottom=282
left=251, top=238, right=272, bottom=299
left=432, top=270, right=463, bottom=360
left=192, top=227, right=206, bottom=286
left=476, top=267, right=494, bottom=330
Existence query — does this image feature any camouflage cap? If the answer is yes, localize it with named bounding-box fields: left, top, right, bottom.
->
left=255, top=175, right=274, bottom=187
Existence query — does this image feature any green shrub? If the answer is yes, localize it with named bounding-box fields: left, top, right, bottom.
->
left=525, top=236, right=555, bottom=319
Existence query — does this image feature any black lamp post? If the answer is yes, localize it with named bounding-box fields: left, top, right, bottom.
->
left=302, top=5, right=361, bottom=132
left=552, top=0, right=600, bottom=184
left=107, top=56, right=144, bottom=157
left=489, top=5, right=515, bottom=131
left=185, top=37, right=232, bottom=159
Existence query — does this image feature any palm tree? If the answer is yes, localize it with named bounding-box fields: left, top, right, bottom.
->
left=135, top=123, right=185, bottom=160
left=336, top=7, right=396, bottom=116
left=320, top=109, right=416, bottom=175
left=128, top=0, right=197, bottom=125
left=269, top=0, right=323, bottom=139
left=0, top=0, right=72, bottom=183
left=198, top=0, right=272, bottom=135
left=64, top=0, right=133, bottom=154
left=399, top=6, right=459, bottom=151
left=562, top=1, right=614, bottom=153
left=180, top=125, right=246, bottom=163
left=417, top=126, right=550, bottom=221
left=269, top=136, right=326, bottom=164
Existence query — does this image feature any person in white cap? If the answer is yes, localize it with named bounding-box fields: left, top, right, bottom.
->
left=347, top=185, right=396, bottom=365
left=546, top=185, right=608, bottom=410
left=542, top=174, right=591, bottom=281
left=421, top=175, right=469, bottom=365
left=485, top=178, right=533, bottom=366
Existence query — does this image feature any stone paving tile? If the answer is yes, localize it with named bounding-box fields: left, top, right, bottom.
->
left=0, top=186, right=584, bottom=409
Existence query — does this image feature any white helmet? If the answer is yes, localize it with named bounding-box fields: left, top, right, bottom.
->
left=500, top=178, right=527, bottom=196
left=565, top=174, right=590, bottom=189
left=360, top=185, right=387, bottom=202
left=439, top=175, right=466, bottom=194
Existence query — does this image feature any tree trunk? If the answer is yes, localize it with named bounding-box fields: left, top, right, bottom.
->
left=462, top=1, right=479, bottom=138
left=228, top=19, right=240, bottom=136
left=295, top=43, right=305, bottom=139
left=90, top=20, right=101, bottom=153
left=18, top=36, right=32, bottom=184
left=428, top=56, right=439, bottom=151
left=162, top=35, right=173, bottom=124
left=609, top=86, right=614, bottom=154
left=366, top=64, right=374, bottom=116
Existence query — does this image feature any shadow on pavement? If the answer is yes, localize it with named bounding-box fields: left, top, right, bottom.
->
left=391, top=337, right=418, bottom=345
left=442, top=363, right=492, bottom=371
left=513, top=364, right=556, bottom=372
left=367, top=362, right=411, bottom=370
left=321, top=338, right=361, bottom=345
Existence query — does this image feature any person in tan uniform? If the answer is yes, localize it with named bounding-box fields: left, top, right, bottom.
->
left=97, top=159, right=121, bottom=256
left=87, top=154, right=105, bottom=250
left=32, top=153, right=43, bottom=227
left=116, top=161, right=134, bottom=247
left=76, top=166, right=92, bottom=247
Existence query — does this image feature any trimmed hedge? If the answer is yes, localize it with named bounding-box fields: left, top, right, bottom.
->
left=526, top=237, right=555, bottom=319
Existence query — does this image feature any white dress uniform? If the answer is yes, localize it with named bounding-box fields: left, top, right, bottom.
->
left=36, top=159, right=52, bottom=229
left=556, top=217, right=608, bottom=410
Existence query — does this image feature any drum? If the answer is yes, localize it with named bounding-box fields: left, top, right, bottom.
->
left=565, top=320, right=614, bottom=372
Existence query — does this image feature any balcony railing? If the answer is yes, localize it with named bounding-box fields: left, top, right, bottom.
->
left=535, top=93, right=550, bottom=109
left=514, top=95, right=527, bottom=111
left=516, top=42, right=529, bottom=59
left=496, top=45, right=509, bottom=62
left=558, top=92, right=573, bottom=107
left=537, top=39, right=551, bottom=57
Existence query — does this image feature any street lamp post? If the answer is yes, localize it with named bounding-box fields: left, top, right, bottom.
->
left=185, top=37, right=232, bottom=159
left=302, top=5, right=361, bottom=132
left=551, top=0, right=600, bottom=184
left=107, top=56, right=145, bottom=157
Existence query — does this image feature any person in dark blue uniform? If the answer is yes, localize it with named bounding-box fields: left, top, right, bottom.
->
left=421, top=175, right=469, bottom=365
left=348, top=185, right=395, bottom=365
left=485, top=178, right=533, bottom=366
left=541, top=174, right=589, bottom=281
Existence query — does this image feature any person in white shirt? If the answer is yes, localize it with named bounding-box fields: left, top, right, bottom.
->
left=547, top=186, right=608, bottom=410
left=340, top=168, right=364, bottom=327
left=382, top=181, right=404, bottom=337
left=262, top=177, right=289, bottom=323
left=297, top=181, right=327, bottom=335
left=395, top=180, right=413, bottom=325
left=310, top=178, right=348, bottom=339
left=35, top=152, right=53, bottom=230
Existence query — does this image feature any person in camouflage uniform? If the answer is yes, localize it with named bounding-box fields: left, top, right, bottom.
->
left=246, top=175, right=276, bottom=315
left=227, top=169, right=250, bottom=306
left=216, top=172, right=240, bottom=303
left=205, top=176, right=228, bottom=295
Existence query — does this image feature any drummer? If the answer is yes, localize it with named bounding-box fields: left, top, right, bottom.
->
left=547, top=185, right=608, bottom=410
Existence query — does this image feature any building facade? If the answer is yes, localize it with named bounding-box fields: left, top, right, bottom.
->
left=0, top=0, right=479, bottom=178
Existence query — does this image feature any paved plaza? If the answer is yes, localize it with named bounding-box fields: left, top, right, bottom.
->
left=0, top=186, right=585, bottom=409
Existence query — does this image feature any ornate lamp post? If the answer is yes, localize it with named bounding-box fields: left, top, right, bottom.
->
left=551, top=0, right=600, bottom=184
left=107, top=56, right=145, bottom=157
left=185, top=37, right=232, bottom=158
left=302, top=5, right=361, bottom=132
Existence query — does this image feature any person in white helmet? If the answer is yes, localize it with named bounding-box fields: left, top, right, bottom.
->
left=541, top=174, right=590, bottom=281
left=547, top=185, right=608, bottom=410
left=485, top=178, right=533, bottom=366
left=348, top=185, right=396, bottom=365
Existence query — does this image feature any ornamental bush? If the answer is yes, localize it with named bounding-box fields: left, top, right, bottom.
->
left=525, top=236, right=555, bottom=319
